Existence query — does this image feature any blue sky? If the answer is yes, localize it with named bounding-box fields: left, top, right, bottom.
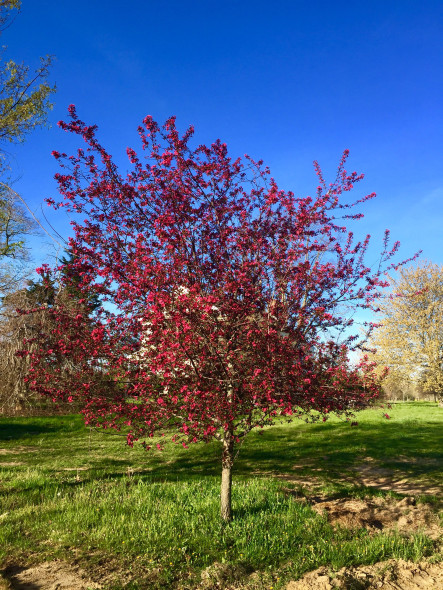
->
left=5, top=0, right=443, bottom=272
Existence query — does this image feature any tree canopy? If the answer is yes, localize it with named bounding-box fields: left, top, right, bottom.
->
left=368, top=261, right=443, bottom=403
left=28, top=108, right=412, bottom=520
left=0, top=1, right=55, bottom=149
left=0, top=0, right=55, bottom=293
left=0, top=183, right=39, bottom=294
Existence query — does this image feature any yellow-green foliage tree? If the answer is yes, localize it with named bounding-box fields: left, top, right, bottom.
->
left=0, top=1, right=55, bottom=294
left=0, top=1, right=55, bottom=411
left=0, top=1, right=55, bottom=148
left=369, top=261, right=443, bottom=403
left=0, top=183, right=39, bottom=294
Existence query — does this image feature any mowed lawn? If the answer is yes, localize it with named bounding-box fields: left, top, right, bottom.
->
left=0, top=402, right=442, bottom=589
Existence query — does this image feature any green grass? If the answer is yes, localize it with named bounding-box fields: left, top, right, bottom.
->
left=0, top=402, right=442, bottom=589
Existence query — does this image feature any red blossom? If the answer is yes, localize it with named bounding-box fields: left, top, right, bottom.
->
left=29, top=109, right=416, bottom=462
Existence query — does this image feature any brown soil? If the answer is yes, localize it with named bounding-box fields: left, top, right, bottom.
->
left=253, top=470, right=322, bottom=490
left=263, top=459, right=443, bottom=498
left=285, top=559, right=443, bottom=589
left=350, top=463, right=442, bottom=496
left=4, top=559, right=442, bottom=590
left=308, top=495, right=441, bottom=539
left=3, top=561, right=102, bottom=590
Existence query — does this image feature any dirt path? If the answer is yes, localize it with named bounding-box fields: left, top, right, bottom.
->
left=308, top=495, right=441, bottom=539
left=3, top=559, right=443, bottom=590
left=3, top=561, right=101, bottom=590
left=286, top=559, right=443, bottom=589
left=266, top=458, right=443, bottom=498
left=349, top=461, right=442, bottom=496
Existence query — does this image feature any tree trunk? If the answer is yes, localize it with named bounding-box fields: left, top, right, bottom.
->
left=220, top=429, right=234, bottom=522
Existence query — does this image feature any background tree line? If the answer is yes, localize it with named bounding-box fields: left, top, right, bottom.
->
left=367, top=261, right=443, bottom=404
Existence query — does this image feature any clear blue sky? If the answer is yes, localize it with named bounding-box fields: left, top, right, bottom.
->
left=5, top=0, right=443, bottom=270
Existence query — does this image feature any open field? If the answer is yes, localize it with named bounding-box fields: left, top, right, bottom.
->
left=0, top=402, right=442, bottom=589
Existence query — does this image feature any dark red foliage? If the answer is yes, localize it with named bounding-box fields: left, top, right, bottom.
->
left=28, top=107, right=414, bottom=448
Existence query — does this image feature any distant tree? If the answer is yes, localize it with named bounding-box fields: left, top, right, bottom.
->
left=0, top=1, right=55, bottom=149
left=0, top=272, right=55, bottom=412
left=0, top=53, right=54, bottom=147
left=0, top=1, right=55, bottom=292
left=29, top=109, right=413, bottom=521
left=58, top=249, right=101, bottom=312
left=1, top=254, right=102, bottom=413
left=0, top=1, right=20, bottom=33
left=368, top=261, right=443, bottom=404
left=0, top=183, right=39, bottom=294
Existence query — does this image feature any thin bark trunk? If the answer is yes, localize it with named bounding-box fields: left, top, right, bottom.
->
left=220, top=429, right=234, bottom=522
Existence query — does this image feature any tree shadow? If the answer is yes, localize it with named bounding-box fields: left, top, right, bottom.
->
left=2, top=566, right=41, bottom=590
left=230, top=420, right=443, bottom=488
left=0, top=422, right=58, bottom=441
left=132, top=418, right=443, bottom=489
left=2, top=412, right=442, bottom=494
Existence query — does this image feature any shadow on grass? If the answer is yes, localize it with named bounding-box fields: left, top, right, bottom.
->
left=0, top=415, right=85, bottom=442
left=137, top=419, right=443, bottom=486
left=0, top=422, right=59, bottom=441
left=2, top=566, right=41, bottom=590
left=245, top=421, right=442, bottom=481
left=1, top=411, right=442, bottom=491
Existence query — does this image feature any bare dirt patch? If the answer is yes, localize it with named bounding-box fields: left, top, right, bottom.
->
left=4, top=561, right=101, bottom=590
left=252, top=470, right=322, bottom=490
left=309, top=495, right=441, bottom=539
left=350, top=463, right=442, bottom=496
left=267, top=455, right=443, bottom=498
left=285, top=559, right=443, bottom=589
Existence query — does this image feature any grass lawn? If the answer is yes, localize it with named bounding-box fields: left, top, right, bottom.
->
left=0, top=402, right=442, bottom=589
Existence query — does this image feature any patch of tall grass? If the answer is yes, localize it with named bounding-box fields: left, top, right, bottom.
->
left=0, top=473, right=436, bottom=589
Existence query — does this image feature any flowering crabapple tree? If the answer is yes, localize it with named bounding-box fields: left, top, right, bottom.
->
left=28, top=106, right=413, bottom=521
